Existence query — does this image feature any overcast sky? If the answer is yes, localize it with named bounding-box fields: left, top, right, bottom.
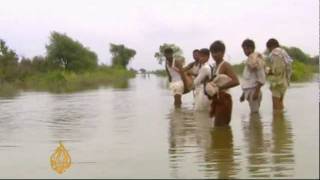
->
left=0, top=0, right=318, bottom=70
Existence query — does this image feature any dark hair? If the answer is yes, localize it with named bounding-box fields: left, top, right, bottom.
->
left=199, top=48, right=210, bottom=56
left=210, top=40, right=225, bottom=53
left=266, top=38, right=280, bottom=48
left=164, top=48, right=173, bottom=54
left=193, top=49, right=200, bottom=53
left=242, top=39, right=255, bottom=50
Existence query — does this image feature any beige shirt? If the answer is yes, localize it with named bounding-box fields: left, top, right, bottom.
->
left=193, top=62, right=212, bottom=87
left=166, top=59, right=182, bottom=82
left=268, top=53, right=289, bottom=89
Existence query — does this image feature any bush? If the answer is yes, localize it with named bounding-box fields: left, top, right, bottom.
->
left=291, top=61, right=314, bottom=82
left=0, top=82, right=18, bottom=97
left=11, top=66, right=136, bottom=94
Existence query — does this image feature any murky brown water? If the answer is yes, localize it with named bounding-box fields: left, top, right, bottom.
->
left=0, top=74, right=318, bottom=178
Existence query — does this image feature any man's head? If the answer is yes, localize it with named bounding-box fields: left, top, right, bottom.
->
left=193, top=49, right=200, bottom=62
left=266, top=38, right=280, bottom=52
left=198, top=48, right=210, bottom=64
left=164, top=48, right=174, bottom=60
left=242, top=39, right=255, bottom=57
left=210, top=40, right=225, bottom=62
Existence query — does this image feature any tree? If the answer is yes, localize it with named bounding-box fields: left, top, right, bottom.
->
left=18, top=57, right=33, bottom=78
left=0, top=39, right=18, bottom=67
left=154, top=43, right=183, bottom=64
left=129, top=68, right=138, bottom=74
left=31, top=56, right=49, bottom=72
left=46, top=31, right=98, bottom=72
left=0, top=39, right=19, bottom=82
left=109, top=43, right=136, bottom=69
left=139, top=68, right=146, bottom=74
left=283, top=46, right=311, bottom=64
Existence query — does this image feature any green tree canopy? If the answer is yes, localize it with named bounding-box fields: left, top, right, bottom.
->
left=154, top=43, right=183, bottom=64
left=283, top=46, right=312, bottom=64
left=46, top=31, right=98, bottom=72
left=0, top=39, right=19, bottom=82
left=109, top=43, right=136, bottom=69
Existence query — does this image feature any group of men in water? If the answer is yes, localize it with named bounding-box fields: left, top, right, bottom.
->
left=164, top=38, right=292, bottom=126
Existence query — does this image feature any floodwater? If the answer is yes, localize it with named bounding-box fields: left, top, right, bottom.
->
left=0, top=74, right=319, bottom=178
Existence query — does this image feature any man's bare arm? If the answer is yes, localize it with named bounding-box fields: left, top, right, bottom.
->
left=219, top=62, right=240, bottom=91
left=183, top=62, right=196, bottom=72
left=165, top=62, right=172, bottom=82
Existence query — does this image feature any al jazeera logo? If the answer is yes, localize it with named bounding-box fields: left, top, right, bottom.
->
left=50, top=141, right=72, bottom=174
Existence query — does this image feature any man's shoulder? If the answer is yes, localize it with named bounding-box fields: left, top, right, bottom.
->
left=222, top=61, right=232, bottom=67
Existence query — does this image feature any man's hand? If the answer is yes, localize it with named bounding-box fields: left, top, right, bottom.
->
left=265, top=67, right=272, bottom=75
left=252, top=89, right=260, bottom=100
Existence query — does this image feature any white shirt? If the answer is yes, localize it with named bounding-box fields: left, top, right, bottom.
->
left=191, top=63, right=201, bottom=76
left=241, top=52, right=266, bottom=90
left=194, top=62, right=213, bottom=87
left=166, top=60, right=182, bottom=82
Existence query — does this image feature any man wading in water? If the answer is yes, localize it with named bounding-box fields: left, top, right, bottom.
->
left=209, top=41, right=239, bottom=126
left=240, top=39, right=266, bottom=114
left=265, top=38, right=292, bottom=111
left=164, top=48, right=193, bottom=108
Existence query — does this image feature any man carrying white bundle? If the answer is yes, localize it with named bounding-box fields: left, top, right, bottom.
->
left=204, top=74, right=232, bottom=98
left=191, top=48, right=213, bottom=111
left=164, top=48, right=193, bottom=108
left=168, top=55, right=193, bottom=96
left=177, top=48, right=214, bottom=111
left=240, top=39, right=266, bottom=114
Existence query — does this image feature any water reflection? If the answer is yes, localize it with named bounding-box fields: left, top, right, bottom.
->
left=110, top=89, right=135, bottom=137
left=242, top=111, right=295, bottom=178
left=111, top=78, right=130, bottom=89
left=0, top=106, right=20, bottom=148
left=47, top=94, right=99, bottom=143
left=0, top=75, right=316, bottom=178
left=271, top=111, right=294, bottom=177
left=242, top=113, right=270, bottom=178
left=168, top=108, right=239, bottom=179
left=168, top=108, right=197, bottom=178
left=157, top=78, right=169, bottom=91
left=202, top=126, right=238, bottom=179
left=140, top=73, right=151, bottom=79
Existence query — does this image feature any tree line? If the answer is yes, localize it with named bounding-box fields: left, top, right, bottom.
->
left=0, top=31, right=136, bottom=84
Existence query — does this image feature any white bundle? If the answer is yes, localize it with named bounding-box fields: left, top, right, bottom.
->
left=169, top=81, right=184, bottom=95
left=271, top=47, right=293, bottom=64
left=205, top=74, right=232, bottom=96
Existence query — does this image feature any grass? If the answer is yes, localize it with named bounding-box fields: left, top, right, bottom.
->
left=0, top=66, right=135, bottom=96
left=0, top=82, right=19, bottom=97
